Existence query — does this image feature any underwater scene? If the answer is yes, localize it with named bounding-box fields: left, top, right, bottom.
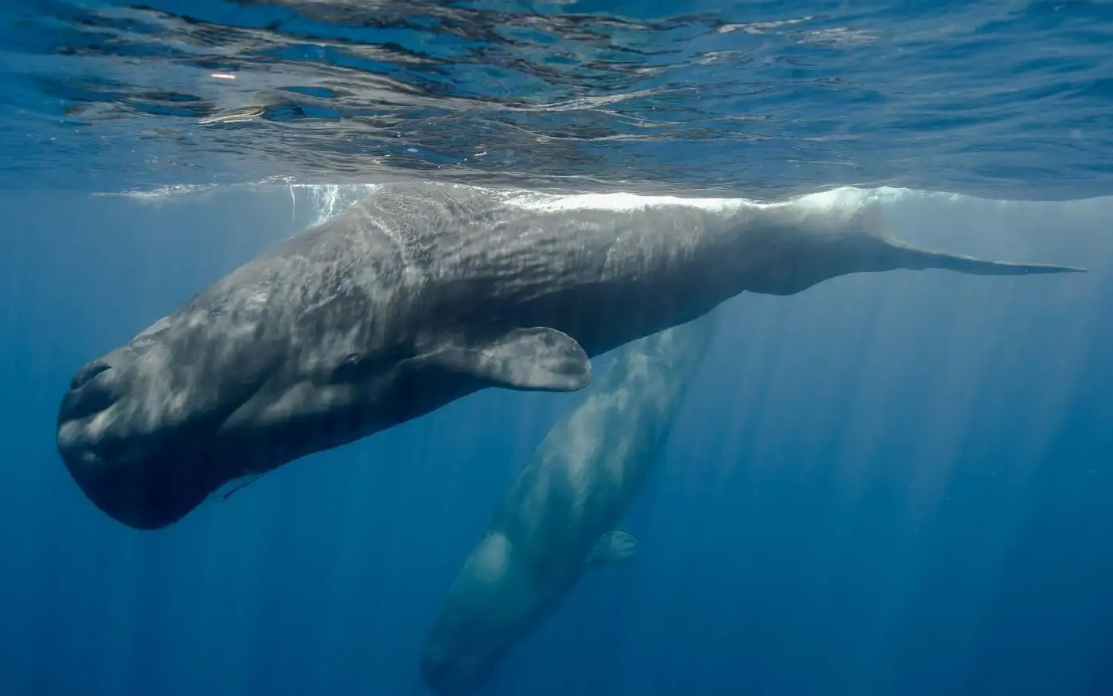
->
left=1, top=2, right=1112, bottom=696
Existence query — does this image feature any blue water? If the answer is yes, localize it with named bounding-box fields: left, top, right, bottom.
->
left=2, top=1, right=1113, bottom=696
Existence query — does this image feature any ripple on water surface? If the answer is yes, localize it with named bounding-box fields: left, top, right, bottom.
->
left=1, top=0, right=1112, bottom=199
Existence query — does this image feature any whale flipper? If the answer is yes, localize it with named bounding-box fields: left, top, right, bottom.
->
left=586, top=531, right=639, bottom=566
left=887, top=240, right=1086, bottom=276
left=429, top=327, right=592, bottom=392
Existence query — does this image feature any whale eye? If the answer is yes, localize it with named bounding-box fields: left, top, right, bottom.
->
left=329, top=354, right=364, bottom=384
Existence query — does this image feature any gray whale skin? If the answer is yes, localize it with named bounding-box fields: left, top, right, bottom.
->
left=420, top=312, right=718, bottom=695
left=55, top=182, right=1082, bottom=530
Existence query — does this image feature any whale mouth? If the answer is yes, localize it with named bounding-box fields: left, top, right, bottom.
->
left=56, top=428, right=226, bottom=531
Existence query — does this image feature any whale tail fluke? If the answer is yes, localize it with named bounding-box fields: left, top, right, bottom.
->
left=755, top=201, right=1087, bottom=297
left=847, top=201, right=1086, bottom=276
left=890, top=241, right=1087, bottom=276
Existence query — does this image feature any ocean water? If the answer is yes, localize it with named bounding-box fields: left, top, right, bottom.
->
left=2, top=2, right=1113, bottom=696
left=4, top=0, right=1113, bottom=198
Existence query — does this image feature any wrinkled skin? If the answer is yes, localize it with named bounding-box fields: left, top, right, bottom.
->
left=55, top=183, right=1082, bottom=530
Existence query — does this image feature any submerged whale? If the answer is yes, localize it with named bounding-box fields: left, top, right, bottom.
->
left=420, top=313, right=718, bottom=695
left=55, top=183, right=1082, bottom=530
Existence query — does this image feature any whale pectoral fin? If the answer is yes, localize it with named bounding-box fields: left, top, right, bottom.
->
left=585, top=531, right=638, bottom=567
left=436, top=327, right=592, bottom=392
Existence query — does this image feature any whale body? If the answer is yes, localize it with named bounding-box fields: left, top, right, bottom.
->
left=420, top=313, right=718, bottom=694
left=55, top=183, right=1082, bottom=529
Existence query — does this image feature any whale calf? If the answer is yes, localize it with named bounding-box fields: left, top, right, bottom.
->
left=55, top=182, right=1082, bottom=530
left=420, top=313, right=718, bottom=694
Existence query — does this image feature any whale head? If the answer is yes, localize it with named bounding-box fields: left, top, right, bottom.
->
left=53, top=262, right=430, bottom=530
left=54, top=287, right=298, bottom=530
left=421, top=531, right=543, bottom=695
left=55, top=220, right=594, bottom=531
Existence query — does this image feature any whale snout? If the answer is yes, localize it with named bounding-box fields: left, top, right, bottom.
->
left=56, top=356, right=125, bottom=489
left=56, top=355, right=220, bottom=530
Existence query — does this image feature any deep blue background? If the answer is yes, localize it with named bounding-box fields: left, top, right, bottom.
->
left=4, top=0, right=1113, bottom=693
left=1, top=187, right=1110, bottom=696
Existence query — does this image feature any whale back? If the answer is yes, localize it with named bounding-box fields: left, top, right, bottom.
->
left=420, top=314, right=717, bottom=695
